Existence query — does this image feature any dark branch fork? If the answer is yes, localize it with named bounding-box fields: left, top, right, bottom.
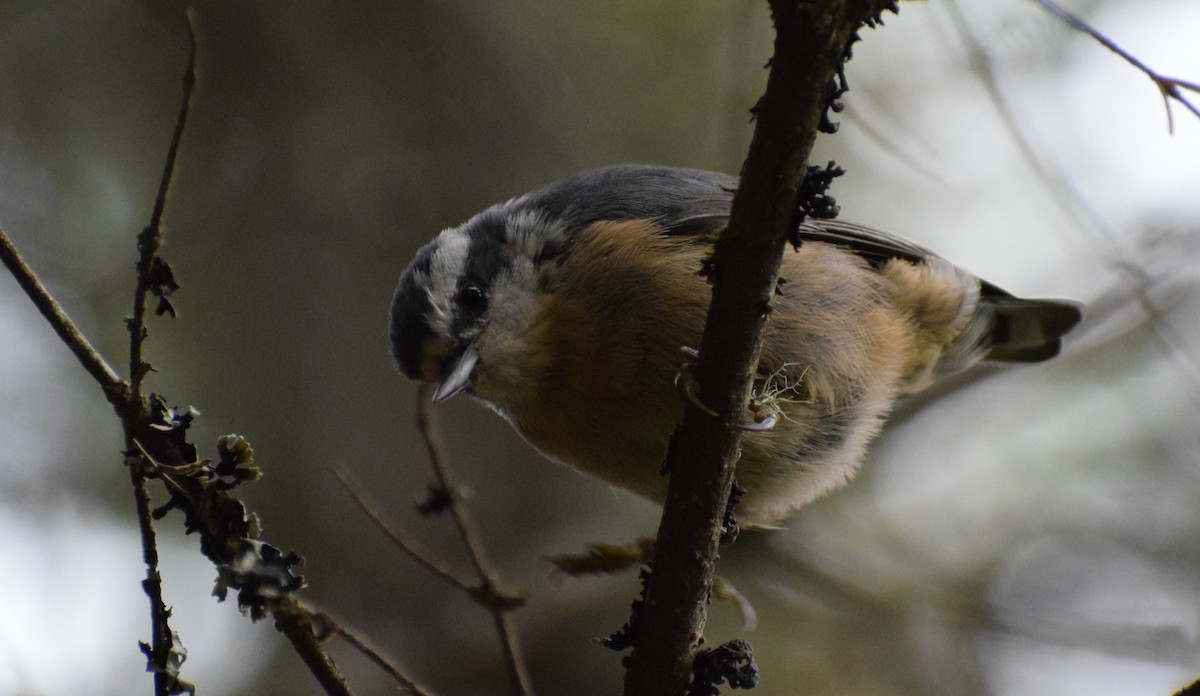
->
left=0, top=10, right=428, bottom=696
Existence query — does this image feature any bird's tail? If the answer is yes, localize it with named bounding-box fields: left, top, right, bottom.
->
left=982, top=296, right=1083, bottom=363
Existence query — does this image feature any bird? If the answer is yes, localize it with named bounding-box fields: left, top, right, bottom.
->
left=389, top=164, right=1082, bottom=528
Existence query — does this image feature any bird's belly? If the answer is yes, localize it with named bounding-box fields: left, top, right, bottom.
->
left=508, top=398, right=679, bottom=504
left=502, top=381, right=889, bottom=528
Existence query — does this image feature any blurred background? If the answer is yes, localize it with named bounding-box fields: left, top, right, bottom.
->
left=1, top=1, right=1198, bottom=694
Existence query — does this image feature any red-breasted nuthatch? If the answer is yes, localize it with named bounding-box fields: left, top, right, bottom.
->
left=389, top=164, right=1082, bottom=527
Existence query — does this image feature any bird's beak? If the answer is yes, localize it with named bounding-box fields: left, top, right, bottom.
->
left=431, top=341, right=479, bottom=403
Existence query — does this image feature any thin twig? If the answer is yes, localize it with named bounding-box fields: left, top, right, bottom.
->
left=127, top=454, right=173, bottom=696
left=487, top=611, right=529, bottom=695
left=336, top=628, right=425, bottom=695
left=123, top=11, right=200, bottom=695
left=415, top=383, right=533, bottom=696
left=946, top=1, right=1200, bottom=407
left=0, top=228, right=129, bottom=408
left=129, top=6, right=198, bottom=402
left=331, top=465, right=476, bottom=594
left=316, top=607, right=437, bottom=696
left=1030, top=0, right=1200, bottom=132
left=0, top=228, right=182, bottom=696
left=4, top=10, right=356, bottom=694
left=415, top=386, right=491, bottom=582
left=943, top=3, right=1141, bottom=267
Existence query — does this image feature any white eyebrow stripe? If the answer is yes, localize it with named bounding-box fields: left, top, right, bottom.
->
left=425, top=226, right=470, bottom=336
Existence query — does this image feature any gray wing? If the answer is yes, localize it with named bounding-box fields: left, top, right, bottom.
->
left=520, top=165, right=941, bottom=268
left=546, top=166, right=1082, bottom=363
left=793, top=220, right=1081, bottom=362
left=661, top=208, right=989, bottom=287
left=793, top=219, right=931, bottom=268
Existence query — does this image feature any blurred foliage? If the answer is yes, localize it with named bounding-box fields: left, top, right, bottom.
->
left=1, top=1, right=1198, bottom=695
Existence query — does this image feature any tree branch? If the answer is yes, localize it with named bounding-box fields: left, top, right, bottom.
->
left=128, top=6, right=197, bottom=402
left=124, top=11, right=199, bottom=695
left=0, top=229, right=129, bottom=408
left=329, top=614, right=435, bottom=696
left=415, top=384, right=533, bottom=696
left=1030, top=0, right=1200, bottom=132
left=948, top=1, right=1200, bottom=409
left=3, top=10, right=355, bottom=694
left=332, top=466, right=478, bottom=594
left=275, top=607, right=353, bottom=696
left=622, top=1, right=896, bottom=694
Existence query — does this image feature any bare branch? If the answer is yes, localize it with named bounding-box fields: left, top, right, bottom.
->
left=331, top=465, right=477, bottom=594
left=122, top=12, right=200, bottom=694
left=415, top=384, right=533, bottom=696
left=122, top=13, right=351, bottom=688
left=622, top=1, right=897, bottom=694
left=0, top=229, right=129, bottom=407
left=274, top=607, right=353, bottom=696
left=125, top=452, right=174, bottom=696
left=1031, top=0, right=1200, bottom=132
left=329, top=614, right=437, bottom=696
left=129, top=6, right=198, bottom=402
left=3, top=11, right=355, bottom=694
left=415, top=385, right=492, bottom=582
left=947, top=2, right=1200, bottom=409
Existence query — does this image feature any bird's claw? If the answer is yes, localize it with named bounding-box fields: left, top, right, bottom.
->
left=675, top=346, right=783, bottom=430
left=675, top=347, right=718, bottom=416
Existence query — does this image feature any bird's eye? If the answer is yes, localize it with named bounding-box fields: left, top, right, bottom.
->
left=457, top=281, right=488, bottom=314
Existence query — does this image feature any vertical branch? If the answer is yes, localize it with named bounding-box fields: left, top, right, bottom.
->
left=5, top=11, right=358, bottom=694
left=487, top=612, right=531, bottom=696
left=126, top=10, right=199, bottom=696
left=622, top=1, right=895, bottom=695
left=416, top=384, right=533, bottom=696
left=128, top=457, right=172, bottom=696
left=129, top=6, right=198, bottom=402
